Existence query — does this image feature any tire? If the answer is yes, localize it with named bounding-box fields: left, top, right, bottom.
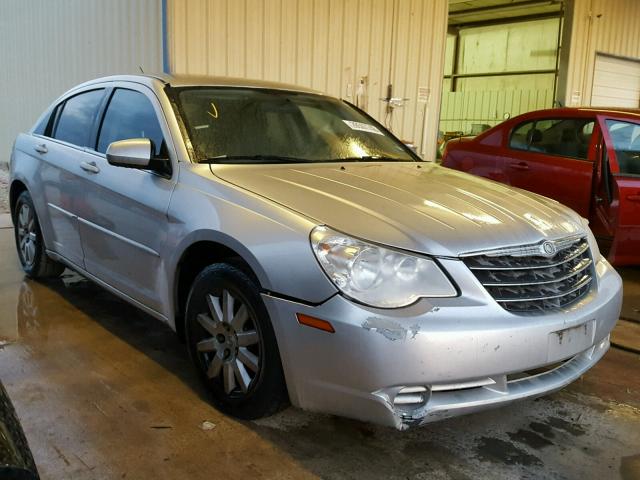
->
left=185, top=263, right=288, bottom=419
left=13, top=190, right=65, bottom=278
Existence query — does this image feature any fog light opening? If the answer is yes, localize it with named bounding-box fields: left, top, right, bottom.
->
left=393, top=386, right=430, bottom=415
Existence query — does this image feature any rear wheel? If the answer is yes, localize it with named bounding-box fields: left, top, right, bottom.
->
left=185, top=263, right=288, bottom=419
left=13, top=191, right=65, bottom=278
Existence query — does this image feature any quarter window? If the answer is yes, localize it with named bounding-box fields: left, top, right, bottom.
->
left=97, top=89, right=165, bottom=157
left=53, top=89, right=105, bottom=147
left=33, top=106, right=56, bottom=136
left=605, top=119, right=640, bottom=175
left=509, top=118, right=594, bottom=160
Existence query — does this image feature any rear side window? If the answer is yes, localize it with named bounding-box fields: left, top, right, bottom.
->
left=53, top=89, right=105, bottom=147
left=97, top=89, right=165, bottom=157
left=33, top=109, right=53, bottom=135
left=509, top=118, right=594, bottom=160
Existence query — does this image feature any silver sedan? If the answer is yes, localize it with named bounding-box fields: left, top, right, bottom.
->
left=9, top=74, right=622, bottom=430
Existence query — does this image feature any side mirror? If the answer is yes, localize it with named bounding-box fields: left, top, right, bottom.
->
left=106, top=138, right=152, bottom=168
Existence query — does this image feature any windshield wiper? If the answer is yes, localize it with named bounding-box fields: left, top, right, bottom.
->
left=199, top=155, right=315, bottom=164
left=332, top=155, right=413, bottom=162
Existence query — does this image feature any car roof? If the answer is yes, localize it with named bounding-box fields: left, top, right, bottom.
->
left=521, top=106, right=640, bottom=119
left=74, top=73, right=324, bottom=95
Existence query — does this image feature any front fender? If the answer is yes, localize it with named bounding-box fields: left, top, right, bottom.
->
left=163, top=165, right=339, bottom=327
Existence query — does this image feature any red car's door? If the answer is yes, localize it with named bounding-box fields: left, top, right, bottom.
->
left=500, top=117, right=597, bottom=217
left=598, top=116, right=640, bottom=265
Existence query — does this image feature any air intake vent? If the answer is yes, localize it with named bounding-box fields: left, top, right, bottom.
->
left=463, top=236, right=594, bottom=314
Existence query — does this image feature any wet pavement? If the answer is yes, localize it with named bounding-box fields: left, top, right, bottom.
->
left=0, top=226, right=639, bottom=479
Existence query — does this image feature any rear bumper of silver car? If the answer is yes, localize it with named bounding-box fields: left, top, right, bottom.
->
left=262, top=257, right=622, bottom=430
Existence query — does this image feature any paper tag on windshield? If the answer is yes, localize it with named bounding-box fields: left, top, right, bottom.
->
left=342, top=120, right=383, bottom=135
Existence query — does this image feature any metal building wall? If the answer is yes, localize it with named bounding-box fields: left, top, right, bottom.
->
left=167, top=0, right=448, bottom=157
left=559, top=0, right=640, bottom=106
left=0, top=0, right=163, bottom=164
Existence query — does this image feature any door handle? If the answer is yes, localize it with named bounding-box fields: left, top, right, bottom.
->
left=80, top=161, right=100, bottom=174
left=627, top=194, right=640, bottom=202
left=509, top=162, right=529, bottom=171
left=34, top=144, right=48, bottom=154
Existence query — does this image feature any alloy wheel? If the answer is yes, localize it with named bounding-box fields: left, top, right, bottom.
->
left=196, top=290, right=261, bottom=395
left=17, top=203, right=37, bottom=268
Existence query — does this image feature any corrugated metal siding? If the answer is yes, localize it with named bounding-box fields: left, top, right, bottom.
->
left=0, top=0, right=163, bottom=164
left=440, top=88, right=554, bottom=134
left=560, top=0, right=640, bottom=106
left=167, top=0, right=448, bottom=157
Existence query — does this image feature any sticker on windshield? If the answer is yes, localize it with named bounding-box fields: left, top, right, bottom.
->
left=342, top=120, right=384, bottom=135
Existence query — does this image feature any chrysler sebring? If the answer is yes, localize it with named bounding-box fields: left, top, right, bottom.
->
left=9, top=75, right=622, bottom=430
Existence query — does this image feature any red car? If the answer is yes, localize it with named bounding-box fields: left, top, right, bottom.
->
left=442, top=107, right=640, bottom=266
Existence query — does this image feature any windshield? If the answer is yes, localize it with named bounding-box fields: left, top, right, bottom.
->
left=172, top=87, right=416, bottom=163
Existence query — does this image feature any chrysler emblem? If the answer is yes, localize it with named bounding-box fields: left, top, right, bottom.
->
left=541, top=241, right=557, bottom=256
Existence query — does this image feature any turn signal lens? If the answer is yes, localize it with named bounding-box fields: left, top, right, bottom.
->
left=296, top=313, right=335, bottom=333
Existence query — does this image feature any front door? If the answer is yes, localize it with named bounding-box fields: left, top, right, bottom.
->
left=500, top=117, right=597, bottom=218
left=598, top=116, right=640, bottom=265
left=76, top=86, right=176, bottom=314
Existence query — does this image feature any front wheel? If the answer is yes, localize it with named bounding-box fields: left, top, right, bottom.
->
left=185, top=263, right=288, bottom=419
left=13, top=190, right=65, bottom=278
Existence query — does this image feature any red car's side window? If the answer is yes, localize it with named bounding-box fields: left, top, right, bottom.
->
left=605, top=119, right=640, bottom=176
left=507, top=118, right=595, bottom=160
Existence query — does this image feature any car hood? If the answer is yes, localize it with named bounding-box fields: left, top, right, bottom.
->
left=212, top=162, right=585, bottom=257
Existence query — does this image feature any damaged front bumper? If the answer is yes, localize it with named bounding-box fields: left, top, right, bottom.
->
left=262, top=258, right=622, bottom=430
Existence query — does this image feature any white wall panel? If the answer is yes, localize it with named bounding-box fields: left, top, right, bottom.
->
left=0, top=0, right=163, bottom=164
left=591, top=54, right=640, bottom=107
left=560, top=0, right=640, bottom=107
left=167, top=0, right=448, bottom=157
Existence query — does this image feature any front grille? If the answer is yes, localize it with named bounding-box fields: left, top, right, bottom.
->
left=463, top=237, right=594, bottom=314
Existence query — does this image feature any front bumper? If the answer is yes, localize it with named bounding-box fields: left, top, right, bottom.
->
left=262, top=258, right=622, bottom=430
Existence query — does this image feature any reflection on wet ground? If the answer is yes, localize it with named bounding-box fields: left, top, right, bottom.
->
left=0, top=228, right=639, bottom=479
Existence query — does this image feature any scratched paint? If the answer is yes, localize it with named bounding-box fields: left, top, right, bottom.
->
left=361, top=317, right=409, bottom=341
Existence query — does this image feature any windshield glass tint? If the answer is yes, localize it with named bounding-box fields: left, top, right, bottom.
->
left=174, top=87, right=414, bottom=163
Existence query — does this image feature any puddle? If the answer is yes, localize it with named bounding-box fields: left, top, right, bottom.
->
left=507, top=429, right=554, bottom=450
left=476, top=437, right=542, bottom=467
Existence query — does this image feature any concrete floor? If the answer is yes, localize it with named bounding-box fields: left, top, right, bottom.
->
left=0, top=227, right=639, bottom=480
left=0, top=165, right=9, bottom=214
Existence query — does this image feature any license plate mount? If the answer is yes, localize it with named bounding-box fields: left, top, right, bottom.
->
left=547, top=320, right=595, bottom=362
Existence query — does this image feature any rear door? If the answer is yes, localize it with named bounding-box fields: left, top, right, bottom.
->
left=500, top=116, right=597, bottom=217
left=75, top=85, right=176, bottom=314
left=598, top=116, right=640, bottom=265
left=37, top=88, right=106, bottom=268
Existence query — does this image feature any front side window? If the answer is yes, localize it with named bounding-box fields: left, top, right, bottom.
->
left=97, top=89, right=165, bottom=156
left=605, top=119, right=640, bottom=175
left=53, top=89, right=105, bottom=147
left=173, top=87, right=415, bottom=163
left=509, top=118, right=594, bottom=160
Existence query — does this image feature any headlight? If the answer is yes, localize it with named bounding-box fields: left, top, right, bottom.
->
left=580, top=217, right=602, bottom=261
left=310, top=226, right=457, bottom=308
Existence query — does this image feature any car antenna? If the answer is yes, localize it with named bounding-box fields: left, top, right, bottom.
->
left=138, top=66, right=144, bottom=73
